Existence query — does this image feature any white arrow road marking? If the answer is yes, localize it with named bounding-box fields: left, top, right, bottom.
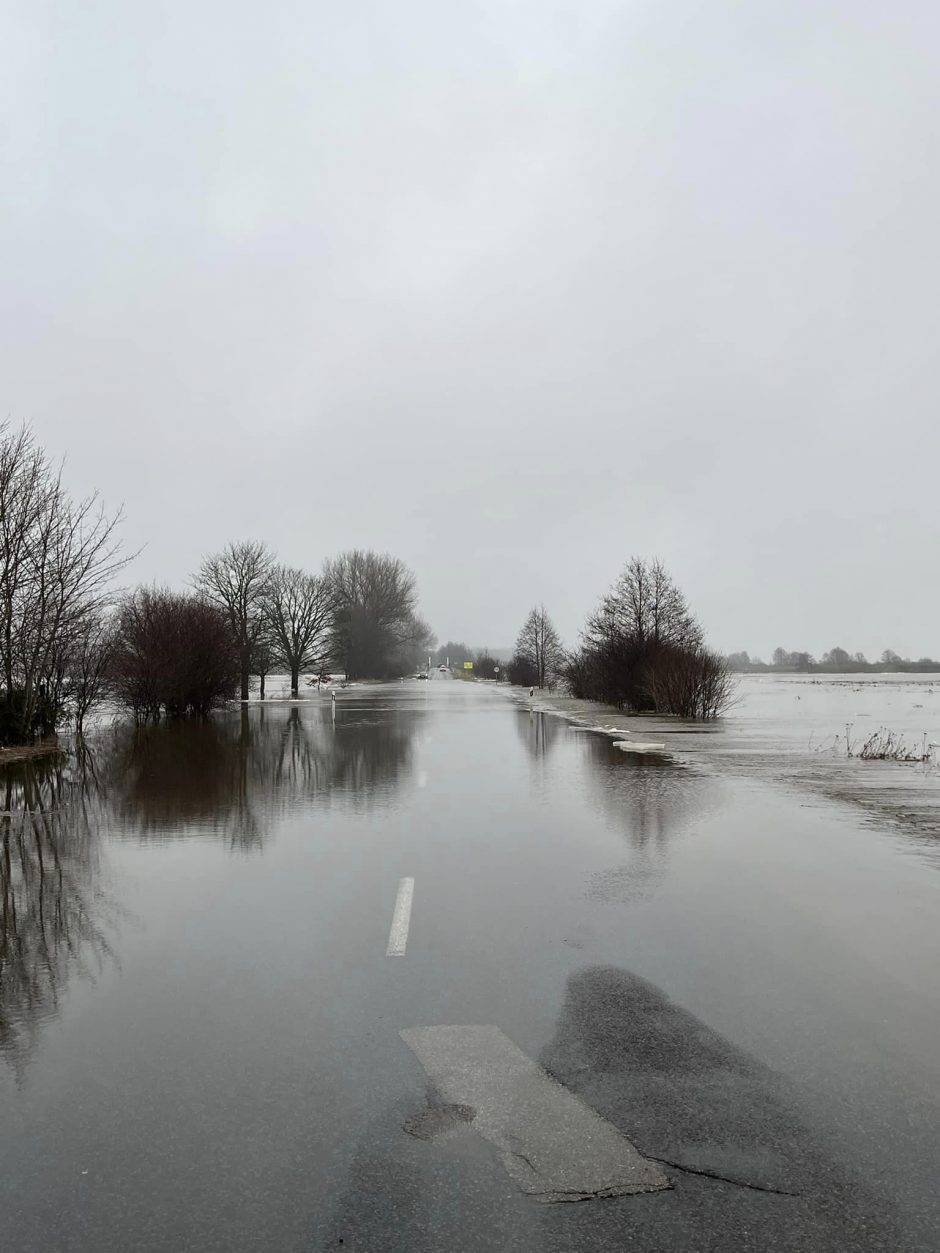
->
left=386, top=877, right=414, bottom=957
left=400, top=1024, right=669, bottom=1201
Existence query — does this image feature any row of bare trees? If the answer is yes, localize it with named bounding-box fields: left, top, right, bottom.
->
left=194, top=543, right=433, bottom=700
left=195, top=542, right=336, bottom=700
left=0, top=425, right=437, bottom=737
left=107, top=545, right=434, bottom=720
left=509, top=559, right=734, bottom=719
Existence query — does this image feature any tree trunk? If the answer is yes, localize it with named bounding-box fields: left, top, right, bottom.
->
left=291, top=664, right=299, bottom=698
left=259, top=672, right=266, bottom=701
left=240, top=657, right=250, bottom=702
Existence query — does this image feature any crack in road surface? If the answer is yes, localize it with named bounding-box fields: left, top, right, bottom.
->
left=646, top=1154, right=802, bottom=1197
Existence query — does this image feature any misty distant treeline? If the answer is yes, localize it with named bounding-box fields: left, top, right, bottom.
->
left=505, top=558, right=734, bottom=720
left=430, top=643, right=506, bottom=679
left=726, top=647, right=940, bottom=674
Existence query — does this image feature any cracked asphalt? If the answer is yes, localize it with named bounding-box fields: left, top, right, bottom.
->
left=2, top=678, right=939, bottom=1251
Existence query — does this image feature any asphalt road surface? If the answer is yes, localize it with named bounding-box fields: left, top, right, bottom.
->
left=1, top=677, right=939, bottom=1251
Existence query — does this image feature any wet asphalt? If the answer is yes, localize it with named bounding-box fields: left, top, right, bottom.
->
left=1, top=675, right=939, bottom=1251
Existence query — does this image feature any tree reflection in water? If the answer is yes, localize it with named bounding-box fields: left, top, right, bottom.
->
left=0, top=701, right=424, bottom=1070
left=577, top=733, right=724, bottom=904
left=103, top=703, right=424, bottom=846
left=0, top=752, right=116, bottom=1075
left=514, top=708, right=564, bottom=762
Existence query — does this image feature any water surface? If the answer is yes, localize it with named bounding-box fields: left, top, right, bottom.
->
left=2, top=679, right=939, bottom=1250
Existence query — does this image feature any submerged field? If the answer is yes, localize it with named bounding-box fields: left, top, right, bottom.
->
left=514, top=673, right=940, bottom=843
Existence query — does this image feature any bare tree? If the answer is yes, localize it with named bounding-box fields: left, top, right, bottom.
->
left=512, top=604, right=563, bottom=689
left=253, top=635, right=275, bottom=702
left=62, top=611, right=117, bottom=734
left=265, top=566, right=334, bottom=697
left=324, top=550, right=430, bottom=678
left=0, top=423, right=129, bottom=743
left=565, top=557, right=733, bottom=718
left=590, top=557, right=701, bottom=651
left=195, top=541, right=273, bottom=701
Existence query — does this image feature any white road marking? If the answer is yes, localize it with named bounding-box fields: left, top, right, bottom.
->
left=400, top=1024, right=669, bottom=1201
left=386, top=877, right=415, bottom=957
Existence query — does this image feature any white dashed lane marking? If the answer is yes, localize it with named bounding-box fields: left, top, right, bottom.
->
left=386, top=877, right=415, bottom=957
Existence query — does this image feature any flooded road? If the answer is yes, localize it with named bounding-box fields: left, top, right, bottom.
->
left=2, top=677, right=940, bottom=1251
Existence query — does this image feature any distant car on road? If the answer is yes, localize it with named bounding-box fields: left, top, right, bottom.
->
left=415, top=672, right=429, bottom=680
left=439, top=665, right=447, bottom=672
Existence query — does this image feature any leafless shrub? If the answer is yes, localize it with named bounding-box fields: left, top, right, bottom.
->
left=646, top=643, right=737, bottom=720
left=110, top=587, right=239, bottom=719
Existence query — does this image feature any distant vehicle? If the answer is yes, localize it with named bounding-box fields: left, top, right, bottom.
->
left=415, top=672, right=429, bottom=680
left=439, top=665, right=447, bottom=672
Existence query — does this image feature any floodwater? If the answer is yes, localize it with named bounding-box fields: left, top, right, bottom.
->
left=1, top=676, right=940, bottom=1251
left=533, top=672, right=940, bottom=842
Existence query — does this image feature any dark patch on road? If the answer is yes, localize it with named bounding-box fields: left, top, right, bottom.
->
left=539, top=966, right=903, bottom=1248
left=403, top=1103, right=476, bottom=1142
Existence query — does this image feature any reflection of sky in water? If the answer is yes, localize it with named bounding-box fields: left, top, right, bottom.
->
left=720, top=673, right=940, bottom=756
left=514, top=707, right=726, bottom=904
left=2, top=685, right=940, bottom=1252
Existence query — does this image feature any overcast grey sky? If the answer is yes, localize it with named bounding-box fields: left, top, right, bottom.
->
left=2, top=0, right=938, bottom=660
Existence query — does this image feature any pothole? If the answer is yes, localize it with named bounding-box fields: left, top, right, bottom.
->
left=403, top=1103, right=476, bottom=1142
